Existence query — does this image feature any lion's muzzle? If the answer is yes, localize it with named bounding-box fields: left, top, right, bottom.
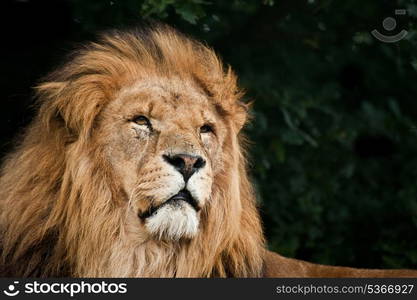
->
left=134, top=150, right=211, bottom=240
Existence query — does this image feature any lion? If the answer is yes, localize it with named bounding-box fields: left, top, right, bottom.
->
left=0, top=24, right=416, bottom=277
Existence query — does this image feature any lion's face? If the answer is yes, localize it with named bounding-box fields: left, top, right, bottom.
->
left=97, top=77, right=226, bottom=240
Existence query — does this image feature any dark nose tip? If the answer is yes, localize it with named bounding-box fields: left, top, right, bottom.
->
left=163, top=153, right=206, bottom=181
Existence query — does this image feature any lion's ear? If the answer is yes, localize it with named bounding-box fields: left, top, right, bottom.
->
left=214, top=100, right=249, bottom=132
left=233, top=101, right=251, bottom=132
left=36, top=81, right=69, bottom=131
left=36, top=78, right=108, bottom=139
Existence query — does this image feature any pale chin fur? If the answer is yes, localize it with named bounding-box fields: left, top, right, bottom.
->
left=144, top=200, right=199, bottom=240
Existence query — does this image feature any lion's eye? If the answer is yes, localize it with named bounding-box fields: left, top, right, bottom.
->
left=200, top=124, right=214, bottom=134
left=132, top=115, right=151, bottom=127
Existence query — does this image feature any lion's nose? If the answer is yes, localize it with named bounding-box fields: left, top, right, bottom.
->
left=163, top=153, right=206, bottom=181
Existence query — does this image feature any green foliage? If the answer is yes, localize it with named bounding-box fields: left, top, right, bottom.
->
left=141, top=0, right=209, bottom=24
left=69, top=0, right=417, bottom=268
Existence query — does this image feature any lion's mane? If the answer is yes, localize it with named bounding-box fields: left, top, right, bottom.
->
left=0, top=25, right=264, bottom=277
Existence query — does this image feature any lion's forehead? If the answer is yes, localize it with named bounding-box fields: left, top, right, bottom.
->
left=119, top=77, right=208, bottom=105
left=111, top=79, right=215, bottom=124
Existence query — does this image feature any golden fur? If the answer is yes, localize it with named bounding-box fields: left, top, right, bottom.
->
left=0, top=25, right=264, bottom=277
left=0, top=24, right=416, bottom=278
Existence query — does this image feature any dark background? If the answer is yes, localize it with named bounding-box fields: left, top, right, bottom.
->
left=1, top=0, right=417, bottom=269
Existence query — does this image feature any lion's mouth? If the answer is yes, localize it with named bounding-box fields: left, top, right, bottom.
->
left=138, top=189, right=200, bottom=219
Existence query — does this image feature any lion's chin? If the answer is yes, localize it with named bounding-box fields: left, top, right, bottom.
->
left=144, top=200, right=199, bottom=241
